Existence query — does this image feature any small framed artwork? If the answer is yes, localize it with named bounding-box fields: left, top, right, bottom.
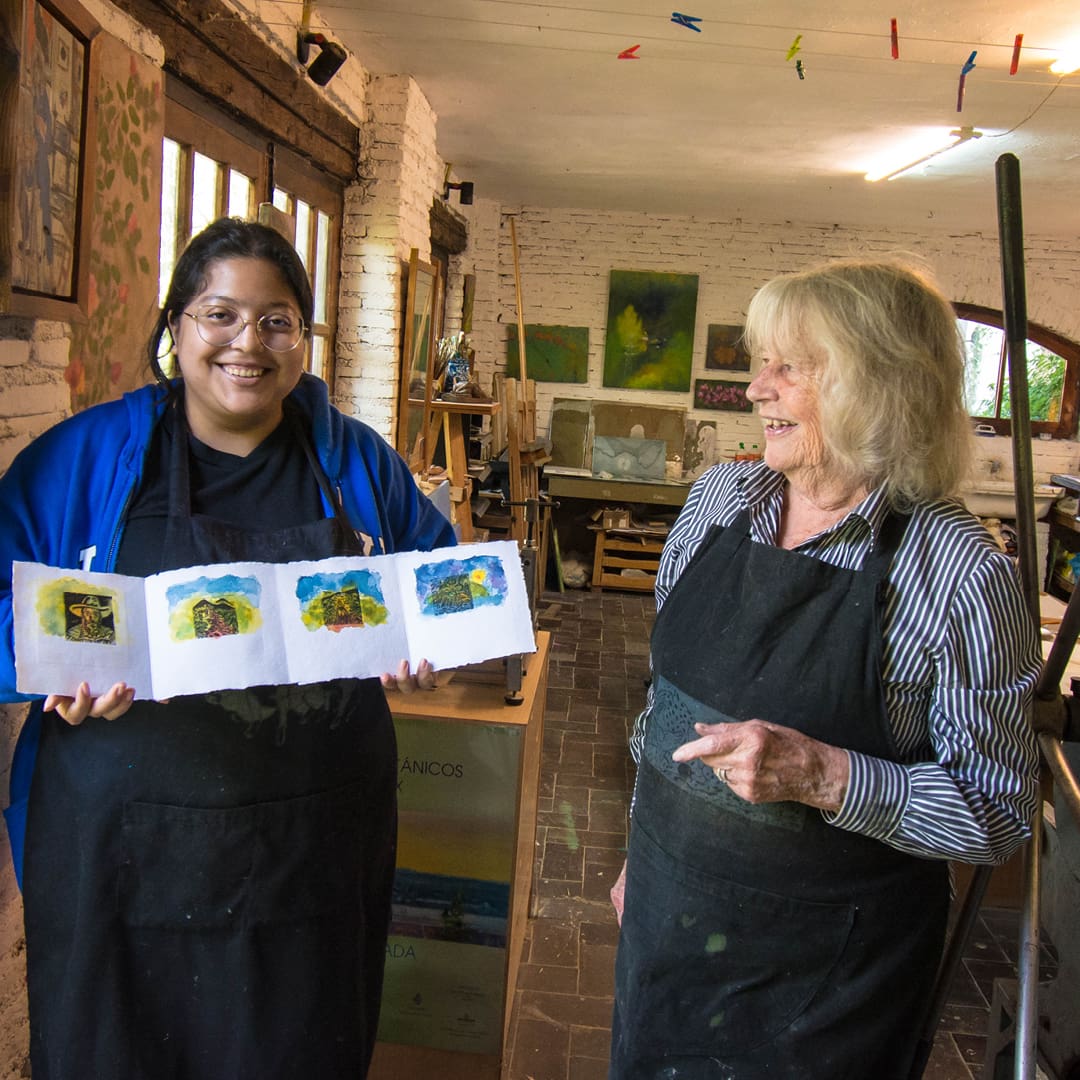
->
left=506, top=324, right=588, bottom=383
left=705, top=324, right=751, bottom=371
left=4, top=0, right=101, bottom=320
left=694, top=378, right=753, bottom=412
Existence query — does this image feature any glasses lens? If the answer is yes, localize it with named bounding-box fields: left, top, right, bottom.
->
left=194, top=306, right=243, bottom=346
left=257, top=313, right=303, bottom=352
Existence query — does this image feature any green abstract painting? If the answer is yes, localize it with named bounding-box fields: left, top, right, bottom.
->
left=506, top=324, right=589, bottom=383
left=603, top=269, right=698, bottom=391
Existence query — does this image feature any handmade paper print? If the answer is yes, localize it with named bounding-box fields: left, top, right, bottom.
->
left=705, top=324, right=751, bottom=371
left=13, top=564, right=150, bottom=698
left=414, top=555, right=509, bottom=617
left=694, top=378, right=753, bottom=412
left=164, top=573, right=262, bottom=642
left=603, top=269, right=698, bottom=391
left=295, top=567, right=388, bottom=632
left=13, top=541, right=535, bottom=699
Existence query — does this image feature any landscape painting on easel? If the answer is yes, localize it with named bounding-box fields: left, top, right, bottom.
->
left=602, top=269, right=698, bottom=391
left=506, top=324, right=588, bottom=383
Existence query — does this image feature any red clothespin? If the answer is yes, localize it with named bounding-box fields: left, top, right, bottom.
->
left=890, top=18, right=899, bottom=60
left=618, top=44, right=641, bottom=60
left=1010, top=34, right=1023, bottom=75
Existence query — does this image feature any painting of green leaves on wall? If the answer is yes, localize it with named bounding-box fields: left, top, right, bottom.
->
left=506, top=324, right=589, bottom=383
left=603, top=269, right=698, bottom=391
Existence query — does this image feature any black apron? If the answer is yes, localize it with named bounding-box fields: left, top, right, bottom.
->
left=610, top=511, right=950, bottom=1080
left=23, top=407, right=396, bottom=1080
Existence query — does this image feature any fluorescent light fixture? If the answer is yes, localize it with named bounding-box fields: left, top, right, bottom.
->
left=864, top=127, right=983, bottom=183
left=1050, top=52, right=1080, bottom=75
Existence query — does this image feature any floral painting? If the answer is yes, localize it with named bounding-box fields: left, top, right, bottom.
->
left=694, top=378, right=753, bottom=412
left=705, top=324, right=751, bottom=371
left=603, top=269, right=698, bottom=391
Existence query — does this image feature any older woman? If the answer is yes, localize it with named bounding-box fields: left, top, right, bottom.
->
left=609, top=259, right=1040, bottom=1079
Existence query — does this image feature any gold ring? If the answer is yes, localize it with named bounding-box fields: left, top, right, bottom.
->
left=714, top=766, right=729, bottom=784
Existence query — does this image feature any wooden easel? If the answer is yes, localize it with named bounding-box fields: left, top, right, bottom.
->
left=411, top=397, right=500, bottom=541
left=503, top=217, right=552, bottom=603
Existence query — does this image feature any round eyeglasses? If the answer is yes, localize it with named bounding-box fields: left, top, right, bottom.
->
left=182, top=306, right=308, bottom=353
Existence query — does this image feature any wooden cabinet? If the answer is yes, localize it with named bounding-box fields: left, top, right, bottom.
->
left=369, top=632, right=550, bottom=1080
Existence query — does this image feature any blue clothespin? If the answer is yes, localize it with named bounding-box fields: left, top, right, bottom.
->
left=796, top=59, right=805, bottom=79
left=671, top=12, right=702, bottom=32
left=957, top=50, right=977, bottom=112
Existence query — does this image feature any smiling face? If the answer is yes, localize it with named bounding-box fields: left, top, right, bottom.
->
left=746, top=344, right=829, bottom=488
left=169, top=257, right=307, bottom=456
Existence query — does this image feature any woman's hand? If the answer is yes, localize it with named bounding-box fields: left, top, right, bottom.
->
left=380, top=659, right=439, bottom=694
left=672, top=719, right=850, bottom=813
left=610, top=859, right=627, bottom=926
left=44, top=681, right=136, bottom=726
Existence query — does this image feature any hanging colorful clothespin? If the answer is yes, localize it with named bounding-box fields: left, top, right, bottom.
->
left=957, top=50, right=977, bottom=112
left=786, top=34, right=802, bottom=61
left=618, top=44, right=641, bottom=60
left=890, top=18, right=899, bottom=60
left=671, top=12, right=702, bottom=32
left=796, top=59, right=805, bottom=79
left=1010, top=34, right=1023, bottom=75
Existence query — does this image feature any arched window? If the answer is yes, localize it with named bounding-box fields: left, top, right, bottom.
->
left=955, top=302, right=1080, bottom=439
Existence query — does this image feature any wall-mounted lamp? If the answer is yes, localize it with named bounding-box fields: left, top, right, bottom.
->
left=296, top=31, right=347, bottom=86
left=865, top=126, right=983, bottom=183
left=443, top=180, right=474, bottom=205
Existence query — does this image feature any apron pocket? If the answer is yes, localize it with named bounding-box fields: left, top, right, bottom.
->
left=118, top=783, right=366, bottom=930
left=621, top=821, right=855, bottom=1057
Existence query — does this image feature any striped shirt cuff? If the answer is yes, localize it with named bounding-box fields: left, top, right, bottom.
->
left=824, top=750, right=910, bottom=840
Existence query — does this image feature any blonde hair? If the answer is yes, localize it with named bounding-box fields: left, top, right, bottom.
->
left=743, top=258, right=973, bottom=507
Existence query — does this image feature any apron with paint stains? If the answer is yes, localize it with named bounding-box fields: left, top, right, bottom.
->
left=23, top=404, right=396, bottom=1080
left=610, top=511, right=949, bottom=1080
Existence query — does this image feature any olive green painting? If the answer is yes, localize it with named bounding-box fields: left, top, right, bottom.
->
left=602, top=269, right=698, bottom=391
left=506, top=324, right=589, bottom=383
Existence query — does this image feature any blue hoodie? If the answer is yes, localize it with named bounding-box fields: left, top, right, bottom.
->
left=1, top=373, right=456, bottom=879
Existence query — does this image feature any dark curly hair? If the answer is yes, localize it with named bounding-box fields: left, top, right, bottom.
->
left=146, top=217, right=314, bottom=388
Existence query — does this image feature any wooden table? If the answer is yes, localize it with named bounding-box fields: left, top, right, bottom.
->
left=544, top=467, right=691, bottom=508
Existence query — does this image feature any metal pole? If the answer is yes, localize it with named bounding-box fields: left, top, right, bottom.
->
left=995, top=151, right=1040, bottom=1080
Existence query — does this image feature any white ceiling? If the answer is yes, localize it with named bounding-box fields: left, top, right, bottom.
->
left=323, top=1, right=1080, bottom=235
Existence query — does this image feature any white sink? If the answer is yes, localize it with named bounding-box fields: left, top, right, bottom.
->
left=961, top=480, right=1064, bottom=520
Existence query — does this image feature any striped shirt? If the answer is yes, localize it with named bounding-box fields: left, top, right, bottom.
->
left=631, top=460, right=1041, bottom=866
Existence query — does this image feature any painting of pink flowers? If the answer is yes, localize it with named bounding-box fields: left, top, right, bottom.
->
left=694, top=379, right=752, bottom=412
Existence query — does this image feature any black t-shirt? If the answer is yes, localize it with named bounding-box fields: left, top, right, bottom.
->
left=116, top=404, right=325, bottom=576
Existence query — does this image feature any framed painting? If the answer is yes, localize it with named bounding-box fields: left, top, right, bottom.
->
left=506, top=324, right=588, bottom=383
left=4, top=0, right=100, bottom=320
left=682, top=419, right=718, bottom=479
left=694, top=378, right=753, bottom=412
left=602, top=269, right=698, bottom=391
left=705, top=324, right=751, bottom=371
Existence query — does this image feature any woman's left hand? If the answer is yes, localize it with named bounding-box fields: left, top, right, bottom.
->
left=672, top=719, right=850, bottom=813
left=380, top=658, right=438, bottom=694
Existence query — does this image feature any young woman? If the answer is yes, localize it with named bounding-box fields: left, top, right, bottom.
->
left=1, top=218, right=455, bottom=1078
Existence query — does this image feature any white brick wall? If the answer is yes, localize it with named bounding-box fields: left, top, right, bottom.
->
left=452, top=205, right=1080, bottom=479
left=337, top=75, right=447, bottom=441
left=0, top=324, right=72, bottom=473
